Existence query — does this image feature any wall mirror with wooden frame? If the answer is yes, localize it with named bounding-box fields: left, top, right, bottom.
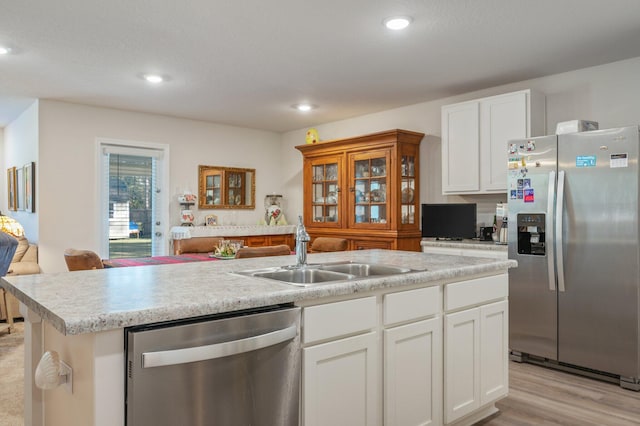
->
left=198, top=165, right=256, bottom=209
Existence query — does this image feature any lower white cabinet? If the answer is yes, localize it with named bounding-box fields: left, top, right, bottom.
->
left=384, top=317, right=442, bottom=426
left=300, top=273, right=508, bottom=426
left=444, top=300, right=508, bottom=424
left=302, top=332, right=378, bottom=426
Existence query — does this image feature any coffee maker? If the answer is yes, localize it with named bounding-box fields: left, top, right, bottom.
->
left=494, top=203, right=508, bottom=244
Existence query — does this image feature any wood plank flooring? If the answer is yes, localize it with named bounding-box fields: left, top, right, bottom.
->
left=477, top=361, right=640, bottom=425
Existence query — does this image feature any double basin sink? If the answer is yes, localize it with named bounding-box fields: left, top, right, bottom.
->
left=236, top=261, right=419, bottom=287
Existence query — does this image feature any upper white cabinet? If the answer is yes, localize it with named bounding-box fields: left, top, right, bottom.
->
left=441, top=89, right=545, bottom=194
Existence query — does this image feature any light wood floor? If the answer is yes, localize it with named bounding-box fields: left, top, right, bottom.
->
left=477, top=361, right=640, bottom=425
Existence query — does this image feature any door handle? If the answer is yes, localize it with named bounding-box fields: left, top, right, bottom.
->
left=555, top=170, right=566, bottom=292
left=142, top=325, right=297, bottom=368
left=547, top=171, right=556, bottom=291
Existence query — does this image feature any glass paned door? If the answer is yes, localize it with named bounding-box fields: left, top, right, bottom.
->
left=350, top=151, right=390, bottom=228
left=205, top=173, right=222, bottom=205
left=101, top=142, right=168, bottom=259
left=309, top=157, right=341, bottom=227
left=400, top=154, right=416, bottom=225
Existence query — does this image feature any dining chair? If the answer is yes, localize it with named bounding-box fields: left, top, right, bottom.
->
left=234, top=245, right=291, bottom=259
left=64, top=249, right=105, bottom=271
left=310, top=237, right=348, bottom=253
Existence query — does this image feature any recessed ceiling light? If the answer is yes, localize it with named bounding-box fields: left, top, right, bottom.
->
left=0, top=46, right=12, bottom=55
left=383, top=16, right=412, bottom=30
left=143, top=74, right=164, bottom=84
left=293, top=103, right=316, bottom=112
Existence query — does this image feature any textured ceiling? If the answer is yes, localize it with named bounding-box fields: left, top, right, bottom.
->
left=1, top=0, right=640, bottom=132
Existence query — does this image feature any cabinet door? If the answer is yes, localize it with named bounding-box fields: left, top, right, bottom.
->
left=307, top=155, right=343, bottom=228
left=245, top=235, right=268, bottom=247
left=399, top=143, right=419, bottom=229
left=385, top=317, right=442, bottom=426
left=480, top=300, right=508, bottom=405
left=348, top=149, right=392, bottom=229
left=269, top=234, right=294, bottom=250
left=444, top=308, right=480, bottom=423
left=202, top=170, right=223, bottom=206
left=303, top=332, right=378, bottom=426
left=480, top=91, right=527, bottom=192
left=441, top=102, right=480, bottom=193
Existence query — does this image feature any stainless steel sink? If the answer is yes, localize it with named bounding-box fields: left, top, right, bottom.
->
left=319, top=262, right=411, bottom=276
left=252, top=268, right=354, bottom=286
left=235, top=261, right=418, bottom=287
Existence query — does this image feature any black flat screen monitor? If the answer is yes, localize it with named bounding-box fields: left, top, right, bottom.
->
left=421, top=203, right=477, bottom=240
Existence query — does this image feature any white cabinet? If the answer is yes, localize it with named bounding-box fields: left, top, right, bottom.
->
left=385, top=317, right=442, bottom=426
left=303, top=332, right=378, bottom=426
left=383, top=286, right=442, bottom=426
left=300, top=273, right=509, bottom=426
left=301, top=297, right=379, bottom=426
left=444, top=307, right=481, bottom=421
left=443, top=275, right=509, bottom=424
left=480, top=300, right=509, bottom=405
left=441, top=89, right=545, bottom=194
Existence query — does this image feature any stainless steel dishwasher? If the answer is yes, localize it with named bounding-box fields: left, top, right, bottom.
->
left=125, top=304, right=301, bottom=426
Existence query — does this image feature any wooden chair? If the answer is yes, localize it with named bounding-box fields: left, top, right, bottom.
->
left=64, top=249, right=104, bottom=271
left=235, top=245, right=291, bottom=259
left=310, top=237, right=348, bottom=253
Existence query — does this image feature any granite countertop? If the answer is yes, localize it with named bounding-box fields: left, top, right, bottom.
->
left=421, top=238, right=508, bottom=252
left=0, top=250, right=516, bottom=336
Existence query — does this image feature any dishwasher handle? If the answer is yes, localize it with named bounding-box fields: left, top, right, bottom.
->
left=142, top=325, right=298, bottom=368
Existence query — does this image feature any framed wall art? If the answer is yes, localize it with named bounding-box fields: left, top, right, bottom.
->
left=24, top=162, right=35, bottom=213
left=205, top=214, right=218, bottom=226
left=16, top=167, right=24, bottom=210
left=7, top=167, right=16, bottom=211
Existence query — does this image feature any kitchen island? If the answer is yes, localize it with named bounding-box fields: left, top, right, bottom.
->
left=1, top=249, right=516, bottom=426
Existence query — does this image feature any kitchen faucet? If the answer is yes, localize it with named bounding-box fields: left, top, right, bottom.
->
left=295, top=215, right=310, bottom=267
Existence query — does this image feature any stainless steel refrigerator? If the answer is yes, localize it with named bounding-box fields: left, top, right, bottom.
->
left=507, top=125, right=640, bottom=390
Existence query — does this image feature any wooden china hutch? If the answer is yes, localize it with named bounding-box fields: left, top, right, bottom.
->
left=296, top=129, right=424, bottom=251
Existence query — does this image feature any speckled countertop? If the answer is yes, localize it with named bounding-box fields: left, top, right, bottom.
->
left=421, top=238, right=508, bottom=252
left=1, top=250, right=515, bottom=336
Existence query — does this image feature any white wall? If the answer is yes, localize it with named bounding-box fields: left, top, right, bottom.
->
left=281, top=56, right=640, bottom=227
left=37, top=100, right=282, bottom=272
left=7, top=56, right=640, bottom=272
left=3, top=100, right=39, bottom=241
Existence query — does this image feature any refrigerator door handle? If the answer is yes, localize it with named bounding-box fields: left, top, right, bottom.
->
left=547, top=170, right=556, bottom=291
left=556, top=170, right=566, bottom=292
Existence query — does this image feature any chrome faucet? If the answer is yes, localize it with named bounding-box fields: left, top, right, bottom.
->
left=295, top=215, right=310, bottom=267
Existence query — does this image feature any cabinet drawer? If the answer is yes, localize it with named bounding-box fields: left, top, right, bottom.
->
left=352, top=240, right=393, bottom=250
left=303, top=297, right=377, bottom=344
left=384, top=286, right=440, bottom=326
left=444, top=274, right=508, bottom=312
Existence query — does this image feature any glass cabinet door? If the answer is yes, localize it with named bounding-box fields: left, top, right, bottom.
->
left=226, top=171, right=245, bottom=205
left=349, top=150, right=390, bottom=229
left=400, top=153, right=417, bottom=226
left=309, top=157, right=341, bottom=227
left=205, top=172, right=222, bottom=206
